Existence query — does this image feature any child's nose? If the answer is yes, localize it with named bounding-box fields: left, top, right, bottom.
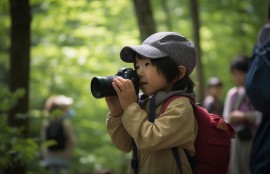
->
left=137, top=69, right=143, bottom=77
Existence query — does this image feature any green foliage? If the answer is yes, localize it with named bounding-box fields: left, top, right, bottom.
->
left=29, top=0, right=137, bottom=173
left=0, top=87, right=39, bottom=173
left=0, top=0, right=10, bottom=85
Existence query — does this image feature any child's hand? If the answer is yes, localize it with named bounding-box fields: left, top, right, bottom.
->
left=105, top=96, right=123, bottom=117
left=112, top=77, right=138, bottom=110
left=230, top=110, right=246, bottom=124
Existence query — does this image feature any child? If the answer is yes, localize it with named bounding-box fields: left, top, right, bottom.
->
left=105, top=32, right=197, bottom=174
left=222, top=56, right=261, bottom=174
left=203, top=77, right=224, bottom=117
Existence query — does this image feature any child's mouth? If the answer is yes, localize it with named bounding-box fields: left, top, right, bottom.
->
left=140, top=82, right=147, bottom=86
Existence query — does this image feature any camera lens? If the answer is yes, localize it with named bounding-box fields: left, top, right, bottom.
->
left=90, top=76, right=116, bottom=98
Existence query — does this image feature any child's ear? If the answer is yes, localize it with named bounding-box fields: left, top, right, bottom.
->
left=178, top=66, right=186, bottom=80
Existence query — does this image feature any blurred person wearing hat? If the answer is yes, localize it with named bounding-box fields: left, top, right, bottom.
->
left=203, top=77, right=224, bottom=117
left=40, top=95, right=76, bottom=174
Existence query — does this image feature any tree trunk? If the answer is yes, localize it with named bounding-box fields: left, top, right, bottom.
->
left=188, top=0, right=204, bottom=104
left=8, top=0, right=31, bottom=173
left=132, top=0, right=157, bottom=41
left=160, top=0, right=172, bottom=30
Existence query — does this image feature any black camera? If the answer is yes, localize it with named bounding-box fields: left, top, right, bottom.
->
left=91, top=68, right=139, bottom=98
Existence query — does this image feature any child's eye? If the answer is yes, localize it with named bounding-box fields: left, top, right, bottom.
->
left=145, top=62, right=151, bottom=67
left=135, top=65, right=140, bottom=70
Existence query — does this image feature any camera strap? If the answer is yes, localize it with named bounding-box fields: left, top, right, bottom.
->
left=131, top=139, right=138, bottom=174
left=131, top=95, right=156, bottom=174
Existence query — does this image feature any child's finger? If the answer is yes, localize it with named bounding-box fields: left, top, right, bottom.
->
left=112, top=81, right=122, bottom=95
left=113, top=78, right=127, bottom=92
left=116, top=77, right=133, bottom=90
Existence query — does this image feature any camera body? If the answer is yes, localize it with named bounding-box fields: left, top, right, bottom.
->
left=91, top=68, right=139, bottom=98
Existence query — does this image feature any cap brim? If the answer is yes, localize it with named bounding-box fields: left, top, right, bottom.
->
left=120, top=45, right=168, bottom=63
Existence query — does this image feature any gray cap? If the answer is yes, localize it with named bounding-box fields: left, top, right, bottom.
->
left=120, top=32, right=197, bottom=74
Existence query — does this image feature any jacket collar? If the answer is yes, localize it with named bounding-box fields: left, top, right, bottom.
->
left=139, top=90, right=196, bottom=107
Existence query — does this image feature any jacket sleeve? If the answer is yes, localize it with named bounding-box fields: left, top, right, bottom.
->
left=106, top=113, right=132, bottom=153
left=122, top=97, right=196, bottom=152
left=223, top=88, right=235, bottom=123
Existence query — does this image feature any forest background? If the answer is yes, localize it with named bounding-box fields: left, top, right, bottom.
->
left=0, top=0, right=269, bottom=174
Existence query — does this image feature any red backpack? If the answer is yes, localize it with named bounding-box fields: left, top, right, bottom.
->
left=160, top=96, right=235, bottom=174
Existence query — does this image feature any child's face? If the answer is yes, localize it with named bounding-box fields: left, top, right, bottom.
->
left=135, top=56, right=174, bottom=96
left=231, top=69, right=246, bottom=87
left=208, top=86, right=222, bottom=98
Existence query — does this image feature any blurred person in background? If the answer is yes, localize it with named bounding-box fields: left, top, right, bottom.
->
left=40, top=95, right=76, bottom=174
left=223, top=56, right=262, bottom=174
left=203, top=77, right=224, bottom=117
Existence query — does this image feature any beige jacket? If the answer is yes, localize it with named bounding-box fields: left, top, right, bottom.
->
left=107, top=97, right=198, bottom=174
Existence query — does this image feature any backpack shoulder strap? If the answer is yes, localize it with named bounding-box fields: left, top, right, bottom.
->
left=152, top=95, right=183, bottom=174
left=131, top=95, right=156, bottom=174
left=160, top=96, right=183, bottom=113
left=160, top=95, right=197, bottom=113
left=160, top=95, right=196, bottom=173
left=148, top=95, right=157, bottom=123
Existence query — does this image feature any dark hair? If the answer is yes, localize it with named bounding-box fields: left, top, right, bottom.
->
left=230, top=55, right=250, bottom=73
left=135, top=55, right=194, bottom=92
